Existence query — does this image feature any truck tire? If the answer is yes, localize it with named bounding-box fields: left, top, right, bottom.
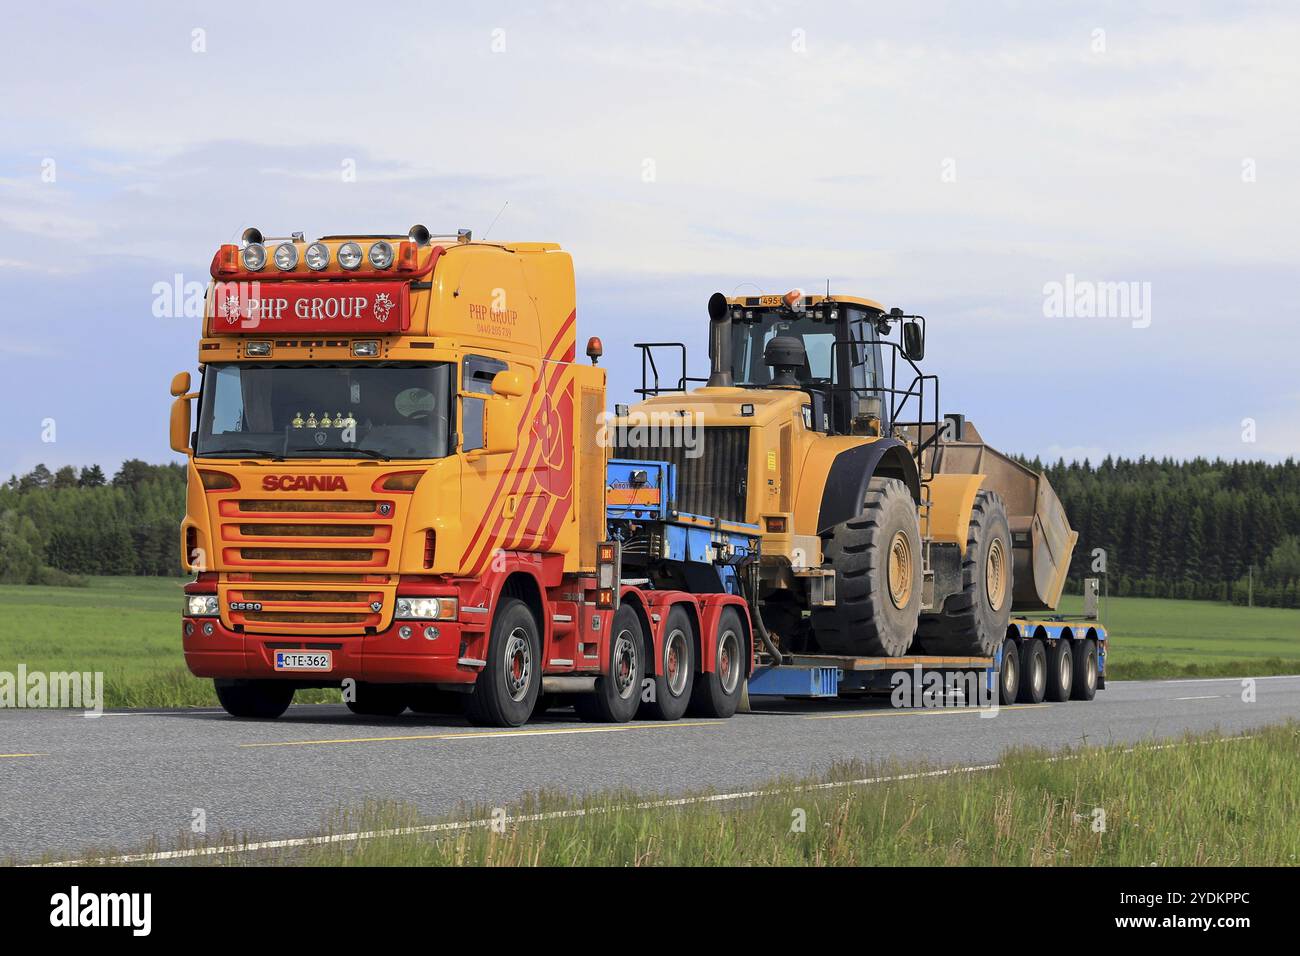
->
left=214, top=679, right=294, bottom=719
left=1071, top=638, right=1098, bottom=701
left=688, top=607, right=746, bottom=719
left=466, top=598, right=542, bottom=727
left=346, top=682, right=407, bottom=717
left=1045, top=639, right=1073, bottom=702
left=997, top=637, right=1020, bottom=706
left=812, top=477, right=922, bottom=657
left=915, top=490, right=1012, bottom=657
left=574, top=604, right=644, bottom=723
left=1017, top=639, right=1047, bottom=704
left=640, top=605, right=695, bottom=720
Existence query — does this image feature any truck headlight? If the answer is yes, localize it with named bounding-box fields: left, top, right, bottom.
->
left=395, top=597, right=457, bottom=620
left=305, top=242, right=330, bottom=271
left=368, top=241, right=394, bottom=269
left=185, top=594, right=219, bottom=617
left=273, top=242, right=299, bottom=271
left=338, top=242, right=363, bottom=270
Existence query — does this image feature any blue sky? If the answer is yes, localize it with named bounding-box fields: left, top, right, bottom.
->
left=2, top=0, right=1297, bottom=480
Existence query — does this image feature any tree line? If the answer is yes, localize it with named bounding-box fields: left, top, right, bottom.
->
left=2, top=456, right=1300, bottom=608
left=0, top=461, right=185, bottom=584
left=1039, top=455, right=1300, bottom=608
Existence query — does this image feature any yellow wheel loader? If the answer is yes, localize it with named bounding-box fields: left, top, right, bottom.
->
left=616, top=291, right=1076, bottom=658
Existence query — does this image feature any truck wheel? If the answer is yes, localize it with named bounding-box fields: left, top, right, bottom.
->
left=688, top=607, right=746, bottom=719
left=916, top=490, right=1012, bottom=657
left=1045, top=640, right=1074, bottom=702
left=574, top=604, right=644, bottom=723
left=1071, top=639, right=1098, bottom=701
left=812, top=477, right=921, bottom=657
left=641, top=606, right=695, bottom=720
left=997, top=638, right=1020, bottom=706
left=466, top=598, right=542, bottom=727
left=346, top=682, right=407, bottom=717
left=1017, top=639, right=1047, bottom=704
left=214, top=679, right=294, bottom=719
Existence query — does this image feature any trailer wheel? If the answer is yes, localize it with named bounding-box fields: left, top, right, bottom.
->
left=997, top=638, right=1020, bottom=706
left=1045, top=639, right=1074, bottom=702
left=812, top=477, right=921, bottom=657
left=575, top=604, right=645, bottom=723
left=916, top=490, right=1012, bottom=657
left=641, top=606, right=695, bottom=720
left=688, top=607, right=746, bottom=719
left=1016, top=639, right=1047, bottom=704
left=466, top=598, right=542, bottom=727
left=346, top=682, right=407, bottom=717
left=214, top=679, right=294, bottom=719
left=1070, top=639, right=1097, bottom=701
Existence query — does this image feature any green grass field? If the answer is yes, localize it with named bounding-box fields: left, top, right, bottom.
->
left=42, top=723, right=1298, bottom=867
left=0, top=578, right=1297, bottom=707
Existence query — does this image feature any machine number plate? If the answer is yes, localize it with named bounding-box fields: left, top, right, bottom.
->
left=274, top=651, right=333, bottom=672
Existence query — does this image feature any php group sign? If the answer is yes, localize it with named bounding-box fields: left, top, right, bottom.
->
left=209, top=280, right=410, bottom=333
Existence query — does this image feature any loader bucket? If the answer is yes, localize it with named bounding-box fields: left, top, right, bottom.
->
left=925, top=422, right=1077, bottom=611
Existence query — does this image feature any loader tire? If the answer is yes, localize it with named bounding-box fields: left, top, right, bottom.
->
left=915, top=490, right=1012, bottom=657
left=811, top=477, right=921, bottom=657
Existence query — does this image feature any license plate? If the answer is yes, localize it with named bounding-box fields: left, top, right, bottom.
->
left=274, top=650, right=333, bottom=672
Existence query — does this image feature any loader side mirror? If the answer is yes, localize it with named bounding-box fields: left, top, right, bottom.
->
left=902, top=320, right=925, bottom=362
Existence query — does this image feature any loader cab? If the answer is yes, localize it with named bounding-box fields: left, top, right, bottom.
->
left=725, top=297, right=888, bottom=436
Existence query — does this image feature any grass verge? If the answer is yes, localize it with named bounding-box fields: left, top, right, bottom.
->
left=33, top=723, right=1300, bottom=867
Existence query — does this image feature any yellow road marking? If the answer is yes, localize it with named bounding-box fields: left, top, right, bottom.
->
left=803, top=703, right=1049, bottom=721
left=242, top=720, right=719, bottom=749
left=0, top=753, right=45, bottom=758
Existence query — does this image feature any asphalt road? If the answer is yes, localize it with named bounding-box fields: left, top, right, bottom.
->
left=3, top=674, right=1298, bottom=864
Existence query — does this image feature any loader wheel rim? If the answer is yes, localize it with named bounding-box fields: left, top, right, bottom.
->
left=985, top=537, right=1007, bottom=612
left=504, top=628, right=532, bottom=702
left=887, top=530, right=914, bottom=609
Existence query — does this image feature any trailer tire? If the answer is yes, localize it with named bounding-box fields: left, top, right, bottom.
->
left=575, top=604, right=645, bottom=723
left=466, top=598, right=542, bottom=727
left=1045, top=639, right=1073, bottom=702
left=812, top=477, right=921, bottom=657
left=688, top=607, right=746, bottom=719
left=916, top=490, right=1012, bottom=657
left=640, top=606, right=695, bottom=720
left=346, top=682, right=407, bottom=717
left=1017, top=639, right=1047, bottom=704
left=215, top=679, right=294, bottom=720
left=1071, top=638, right=1098, bottom=701
left=997, top=638, right=1020, bottom=706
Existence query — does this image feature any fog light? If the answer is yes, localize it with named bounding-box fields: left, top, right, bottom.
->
left=305, top=242, right=330, bottom=271
left=338, top=242, right=363, bottom=270
left=240, top=242, right=266, bottom=271
left=368, top=240, right=394, bottom=269
left=184, top=622, right=194, bottom=637
left=273, top=243, right=299, bottom=271
left=399, top=625, right=412, bottom=640
left=202, top=622, right=215, bottom=636
left=423, top=626, right=439, bottom=641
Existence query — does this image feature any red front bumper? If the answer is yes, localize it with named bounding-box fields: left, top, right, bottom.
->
left=182, top=616, right=479, bottom=685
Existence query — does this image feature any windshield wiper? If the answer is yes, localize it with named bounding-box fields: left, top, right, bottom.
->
left=200, top=449, right=285, bottom=460
left=315, top=448, right=392, bottom=460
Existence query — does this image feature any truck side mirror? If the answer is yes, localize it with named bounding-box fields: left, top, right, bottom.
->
left=484, top=397, right=518, bottom=455
left=491, top=369, right=528, bottom=398
left=170, top=396, right=192, bottom=453
left=170, top=371, right=191, bottom=397
left=902, top=320, right=925, bottom=362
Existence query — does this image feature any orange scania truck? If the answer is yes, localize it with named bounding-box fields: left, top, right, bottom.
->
left=174, top=226, right=1106, bottom=727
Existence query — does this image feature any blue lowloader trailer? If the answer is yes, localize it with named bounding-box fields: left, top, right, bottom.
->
left=605, top=457, right=1107, bottom=709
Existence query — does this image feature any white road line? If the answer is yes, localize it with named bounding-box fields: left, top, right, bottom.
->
left=1172, top=695, right=1221, bottom=701
left=1128, top=674, right=1300, bottom=685
left=32, top=734, right=1258, bottom=868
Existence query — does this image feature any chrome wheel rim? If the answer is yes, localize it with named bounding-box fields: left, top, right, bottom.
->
left=504, top=627, right=532, bottom=702
left=664, top=628, right=689, bottom=696
left=612, top=628, right=638, bottom=699
left=718, top=629, right=741, bottom=695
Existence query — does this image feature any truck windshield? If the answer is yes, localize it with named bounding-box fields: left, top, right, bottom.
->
left=195, top=362, right=453, bottom=460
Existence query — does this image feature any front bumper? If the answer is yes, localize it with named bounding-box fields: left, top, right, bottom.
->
left=182, top=616, right=479, bottom=684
